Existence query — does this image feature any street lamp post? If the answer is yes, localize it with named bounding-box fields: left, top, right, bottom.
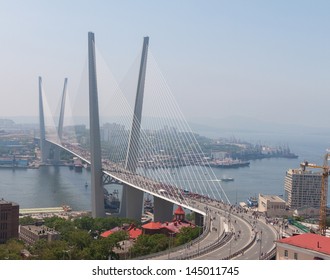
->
left=198, top=225, right=201, bottom=255
left=229, top=235, right=232, bottom=258
left=259, top=230, right=263, bottom=259
left=168, top=232, right=174, bottom=259
left=218, top=214, right=221, bottom=239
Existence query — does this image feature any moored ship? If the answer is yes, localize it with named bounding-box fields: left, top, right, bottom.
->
left=247, top=196, right=258, bottom=207
left=209, top=158, right=250, bottom=168
left=104, top=189, right=120, bottom=213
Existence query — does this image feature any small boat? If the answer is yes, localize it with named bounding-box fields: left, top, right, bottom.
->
left=247, top=196, right=258, bottom=207
left=144, top=194, right=154, bottom=213
left=220, top=177, right=234, bottom=182
left=74, top=159, right=83, bottom=172
left=209, top=158, right=250, bottom=168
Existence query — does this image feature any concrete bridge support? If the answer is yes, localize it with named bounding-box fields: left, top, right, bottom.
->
left=38, top=76, right=51, bottom=163
left=153, top=197, right=174, bottom=222
left=54, top=78, right=68, bottom=164
left=120, top=37, right=149, bottom=220
left=195, top=212, right=204, bottom=227
left=88, top=32, right=105, bottom=218
left=121, top=187, right=144, bottom=222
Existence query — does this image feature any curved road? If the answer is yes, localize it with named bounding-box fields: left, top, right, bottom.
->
left=148, top=199, right=279, bottom=260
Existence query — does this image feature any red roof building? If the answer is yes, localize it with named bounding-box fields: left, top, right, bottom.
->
left=100, top=225, right=142, bottom=239
left=276, top=233, right=330, bottom=260
left=127, top=224, right=142, bottom=239
left=163, top=220, right=194, bottom=234
left=142, top=206, right=195, bottom=236
left=174, top=206, right=185, bottom=221
left=100, top=227, right=121, bottom=238
left=141, top=221, right=163, bottom=235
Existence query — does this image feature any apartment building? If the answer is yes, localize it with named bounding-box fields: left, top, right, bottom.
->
left=284, top=168, right=326, bottom=210
left=0, top=198, right=19, bottom=243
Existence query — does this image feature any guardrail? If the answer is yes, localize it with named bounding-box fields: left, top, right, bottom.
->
left=177, top=231, right=233, bottom=260
left=135, top=212, right=221, bottom=260
left=261, top=247, right=276, bottom=260
left=221, top=232, right=257, bottom=260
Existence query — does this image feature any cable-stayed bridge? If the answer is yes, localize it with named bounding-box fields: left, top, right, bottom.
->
left=38, top=32, right=230, bottom=225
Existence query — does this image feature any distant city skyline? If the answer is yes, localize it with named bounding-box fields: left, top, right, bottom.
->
left=1, top=1, right=330, bottom=129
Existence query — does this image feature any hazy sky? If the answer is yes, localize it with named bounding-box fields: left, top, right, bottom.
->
left=1, top=0, right=330, bottom=128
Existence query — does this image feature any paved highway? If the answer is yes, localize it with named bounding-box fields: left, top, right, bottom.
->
left=47, top=140, right=279, bottom=260
left=147, top=199, right=279, bottom=260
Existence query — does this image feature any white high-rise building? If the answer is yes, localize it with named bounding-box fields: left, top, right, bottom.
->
left=284, top=168, right=326, bottom=210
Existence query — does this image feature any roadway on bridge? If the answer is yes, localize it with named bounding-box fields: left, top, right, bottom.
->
left=148, top=200, right=278, bottom=260
left=47, top=140, right=279, bottom=260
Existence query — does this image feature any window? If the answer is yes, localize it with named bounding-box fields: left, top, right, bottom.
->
left=0, top=212, right=8, bottom=220
left=284, top=250, right=288, bottom=258
left=294, top=253, right=298, bottom=260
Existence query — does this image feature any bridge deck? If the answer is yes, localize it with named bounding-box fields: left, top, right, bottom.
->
left=47, top=139, right=206, bottom=215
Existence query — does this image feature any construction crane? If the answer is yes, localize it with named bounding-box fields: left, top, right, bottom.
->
left=300, top=153, right=329, bottom=236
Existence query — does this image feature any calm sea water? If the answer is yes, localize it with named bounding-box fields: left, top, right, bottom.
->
left=0, top=131, right=330, bottom=210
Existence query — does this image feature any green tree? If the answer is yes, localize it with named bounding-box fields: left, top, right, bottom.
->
left=31, top=239, right=69, bottom=260
left=19, top=216, right=37, bottom=225
left=130, top=234, right=169, bottom=258
left=174, top=227, right=199, bottom=246
left=74, top=216, right=95, bottom=231
left=326, top=217, right=330, bottom=227
left=43, top=216, right=76, bottom=240
left=0, top=239, right=24, bottom=260
left=87, top=231, right=128, bottom=260
left=67, top=229, right=92, bottom=250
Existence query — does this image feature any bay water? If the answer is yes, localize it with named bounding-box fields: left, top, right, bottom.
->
left=1, top=131, right=330, bottom=210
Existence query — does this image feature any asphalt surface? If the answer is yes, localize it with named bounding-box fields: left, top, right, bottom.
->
left=148, top=199, right=279, bottom=260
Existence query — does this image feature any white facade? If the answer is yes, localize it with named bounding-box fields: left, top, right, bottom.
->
left=258, top=194, right=286, bottom=217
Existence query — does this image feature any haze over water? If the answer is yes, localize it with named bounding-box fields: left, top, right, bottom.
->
left=1, top=129, right=329, bottom=210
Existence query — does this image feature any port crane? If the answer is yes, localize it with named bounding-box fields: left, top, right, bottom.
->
left=300, top=153, right=329, bottom=236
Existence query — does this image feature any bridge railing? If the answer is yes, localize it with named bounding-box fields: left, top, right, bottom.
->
left=221, top=232, right=257, bottom=260
left=60, top=140, right=197, bottom=208
left=135, top=204, right=243, bottom=260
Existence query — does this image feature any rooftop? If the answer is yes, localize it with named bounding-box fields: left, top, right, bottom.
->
left=20, top=225, right=58, bottom=235
left=277, top=233, right=330, bottom=255
left=141, top=221, right=163, bottom=230
left=287, top=168, right=322, bottom=175
left=128, top=227, right=142, bottom=239
left=174, top=206, right=185, bottom=215
left=259, top=194, right=285, bottom=203
left=100, top=226, right=121, bottom=238
left=0, top=198, right=18, bottom=206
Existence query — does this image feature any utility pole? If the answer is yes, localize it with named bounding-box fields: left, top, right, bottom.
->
left=259, top=230, right=263, bottom=259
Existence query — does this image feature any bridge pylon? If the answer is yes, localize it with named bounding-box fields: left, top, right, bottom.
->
left=38, top=76, right=51, bottom=163
left=121, top=37, right=174, bottom=222
left=88, top=32, right=105, bottom=218
left=54, top=78, right=68, bottom=163
left=153, top=196, right=174, bottom=222
left=121, top=37, right=152, bottom=221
